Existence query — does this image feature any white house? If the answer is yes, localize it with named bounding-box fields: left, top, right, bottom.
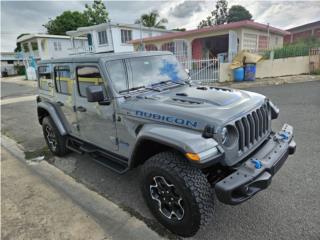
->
left=0, top=52, right=21, bottom=77
left=131, top=20, right=290, bottom=63
left=17, top=34, right=87, bottom=61
left=66, top=22, right=174, bottom=54
left=17, top=34, right=87, bottom=80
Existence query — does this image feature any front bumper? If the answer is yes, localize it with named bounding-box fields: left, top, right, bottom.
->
left=215, top=124, right=296, bottom=205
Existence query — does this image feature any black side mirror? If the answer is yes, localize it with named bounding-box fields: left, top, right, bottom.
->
left=86, top=85, right=110, bottom=105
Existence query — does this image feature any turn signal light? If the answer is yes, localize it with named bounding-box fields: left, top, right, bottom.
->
left=185, top=152, right=200, bottom=161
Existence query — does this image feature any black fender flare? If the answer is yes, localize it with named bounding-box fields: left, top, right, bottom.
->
left=37, top=101, right=68, bottom=136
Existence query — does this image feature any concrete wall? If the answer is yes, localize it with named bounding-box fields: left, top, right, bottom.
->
left=219, top=56, right=309, bottom=82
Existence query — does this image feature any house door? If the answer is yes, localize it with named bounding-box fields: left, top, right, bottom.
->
left=87, top=33, right=93, bottom=46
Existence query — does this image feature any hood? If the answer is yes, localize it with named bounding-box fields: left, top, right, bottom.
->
left=120, top=85, right=266, bottom=131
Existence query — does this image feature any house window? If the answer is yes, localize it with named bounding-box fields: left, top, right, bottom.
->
left=38, top=65, right=52, bottom=91
left=161, top=42, right=175, bottom=53
left=145, top=44, right=158, bottom=51
left=258, top=35, right=268, bottom=50
left=54, top=66, right=72, bottom=95
left=54, top=42, right=62, bottom=51
left=243, top=33, right=257, bottom=52
left=76, top=66, right=105, bottom=97
left=23, top=43, right=29, bottom=52
left=98, top=30, right=108, bottom=45
left=121, top=29, right=132, bottom=44
left=7, top=60, right=14, bottom=64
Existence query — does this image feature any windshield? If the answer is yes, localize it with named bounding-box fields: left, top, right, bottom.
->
left=106, top=55, right=188, bottom=93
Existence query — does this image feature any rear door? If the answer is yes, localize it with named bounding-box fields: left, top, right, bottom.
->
left=53, top=64, right=79, bottom=136
left=74, top=63, right=117, bottom=151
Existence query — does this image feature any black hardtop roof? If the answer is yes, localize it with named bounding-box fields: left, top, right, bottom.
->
left=40, top=51, right=171, bottom=64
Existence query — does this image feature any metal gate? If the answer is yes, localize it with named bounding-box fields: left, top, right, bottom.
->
left=180, top=58, right=220, bottom=83
left=309, top=47, right=320, bottom=74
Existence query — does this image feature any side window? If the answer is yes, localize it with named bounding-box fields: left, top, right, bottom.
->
left=121, top=29, right=132, bottom=43
left=76, top=66, right=104, bottom=97
left=54, top=66, right=72, bottom=95
left=38, top=65, right=52, bottom=91
left=98, top=31, right=108, bottom=45
left=106, top=60, right=127, bottom=93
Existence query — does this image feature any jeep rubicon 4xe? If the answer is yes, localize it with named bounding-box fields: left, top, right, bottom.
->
left=36, top=52, right=296, bottom=237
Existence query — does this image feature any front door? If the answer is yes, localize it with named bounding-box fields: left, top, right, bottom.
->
left=74, top=64, right=117, bottom=151
left=53, top=64, right=79, bottom=136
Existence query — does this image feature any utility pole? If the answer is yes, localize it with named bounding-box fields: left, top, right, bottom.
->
left=139, top=22, right=143, bottom=51
left=267, top=23, right=270, bottom=50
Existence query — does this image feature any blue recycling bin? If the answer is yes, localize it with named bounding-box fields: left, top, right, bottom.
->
left=233, top=67, right=244, bottom=82
left=244, top=64, right=256, bottom=81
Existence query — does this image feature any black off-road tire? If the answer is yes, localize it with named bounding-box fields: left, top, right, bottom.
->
left=141, top=151, right=214, bottom=237
left=42, top=116, right=69, bottom=157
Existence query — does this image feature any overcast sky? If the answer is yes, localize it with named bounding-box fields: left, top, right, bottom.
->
left=1, top=0, right=320, bottom=52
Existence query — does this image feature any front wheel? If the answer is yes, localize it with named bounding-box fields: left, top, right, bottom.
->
left=141, top=151, right=214, bottom=237
left=42, top=116, right=69, bottom=157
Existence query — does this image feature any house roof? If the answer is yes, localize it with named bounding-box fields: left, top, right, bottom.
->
left=17, top=34, right=86, bottom=43
left=67, top=21, right=174, bottom=37
left=0, top=52, right=17, bottom=61
left=130, top=20, right=290, bottom=44
left=286, top=20, right=320, bottom=32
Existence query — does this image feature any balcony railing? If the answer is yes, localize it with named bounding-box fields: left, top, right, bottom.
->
left=68, top=45, right=96, bottom=55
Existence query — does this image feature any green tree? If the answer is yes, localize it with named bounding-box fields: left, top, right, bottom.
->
left=43, top=11, right=90, bottom=35
left=135, top=10, right=168, bottom=29
left=84, top=0, right=109, bottom=25
left=227, top=5, right=252, bottom=23
left=198, top=0, right=228, bottom=28
left=212, top=0, right=228, bottom=25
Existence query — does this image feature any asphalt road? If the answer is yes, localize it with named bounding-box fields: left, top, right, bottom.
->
left=1, top=79, right=320, bottom=240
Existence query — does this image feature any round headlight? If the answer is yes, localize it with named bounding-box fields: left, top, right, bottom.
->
left=220, top=125, right=238, bottom=147
left=221, top=127, right=228, bottom=144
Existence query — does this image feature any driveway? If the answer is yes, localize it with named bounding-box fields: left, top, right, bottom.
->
left=1, top=78, right=320, bottom=240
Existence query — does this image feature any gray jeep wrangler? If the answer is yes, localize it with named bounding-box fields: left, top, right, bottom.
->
left=36, top=51, right=296, bottom=237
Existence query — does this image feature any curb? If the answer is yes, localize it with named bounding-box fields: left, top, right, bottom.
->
left=1, top=135, right=165, bottom=240
left=214, top=75, right=320, bottom=89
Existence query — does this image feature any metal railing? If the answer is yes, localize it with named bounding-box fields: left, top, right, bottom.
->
left=180, top=58, right=220, bottom=83
left=68, top=45, right=96, bottom=55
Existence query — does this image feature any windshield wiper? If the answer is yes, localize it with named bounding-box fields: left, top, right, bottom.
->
left=151, top=80, right=185, bottom=87
left=119, top=85, right=146, bottom=94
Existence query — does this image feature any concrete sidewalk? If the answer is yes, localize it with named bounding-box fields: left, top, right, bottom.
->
left=1, top=136, right=163, bottom=240
left=215, top=74, right=320, bottom=89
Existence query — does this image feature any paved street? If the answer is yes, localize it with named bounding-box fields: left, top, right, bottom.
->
left=1, top=77, right=320, bottom=240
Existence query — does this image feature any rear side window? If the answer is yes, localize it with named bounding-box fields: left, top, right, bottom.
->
left=38, top=65, right=52, bottom=91
left=76, top=66, right=104, bottom=97
left=54, top=66, right=72, bottom=95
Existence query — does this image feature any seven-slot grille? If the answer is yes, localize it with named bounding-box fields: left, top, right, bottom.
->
left=235, top=104, right=270, bottom=154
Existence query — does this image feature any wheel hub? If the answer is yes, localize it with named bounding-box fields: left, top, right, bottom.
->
left=45, top=126, right=57, bottom=151
left=149, top=176, right=184, bottom=220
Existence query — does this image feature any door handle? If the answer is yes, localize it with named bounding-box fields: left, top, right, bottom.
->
left=76, top=106, right=87, bottom=112
left=56, top=101, right=64, bottom=106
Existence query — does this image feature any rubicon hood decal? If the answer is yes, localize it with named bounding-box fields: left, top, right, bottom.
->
left=134, top=110, right=199, bottom=129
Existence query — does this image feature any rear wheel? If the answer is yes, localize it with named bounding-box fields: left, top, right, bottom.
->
left=141, top=151, right=214, bottom=237
left=42, top=116, right=69, bottom=157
